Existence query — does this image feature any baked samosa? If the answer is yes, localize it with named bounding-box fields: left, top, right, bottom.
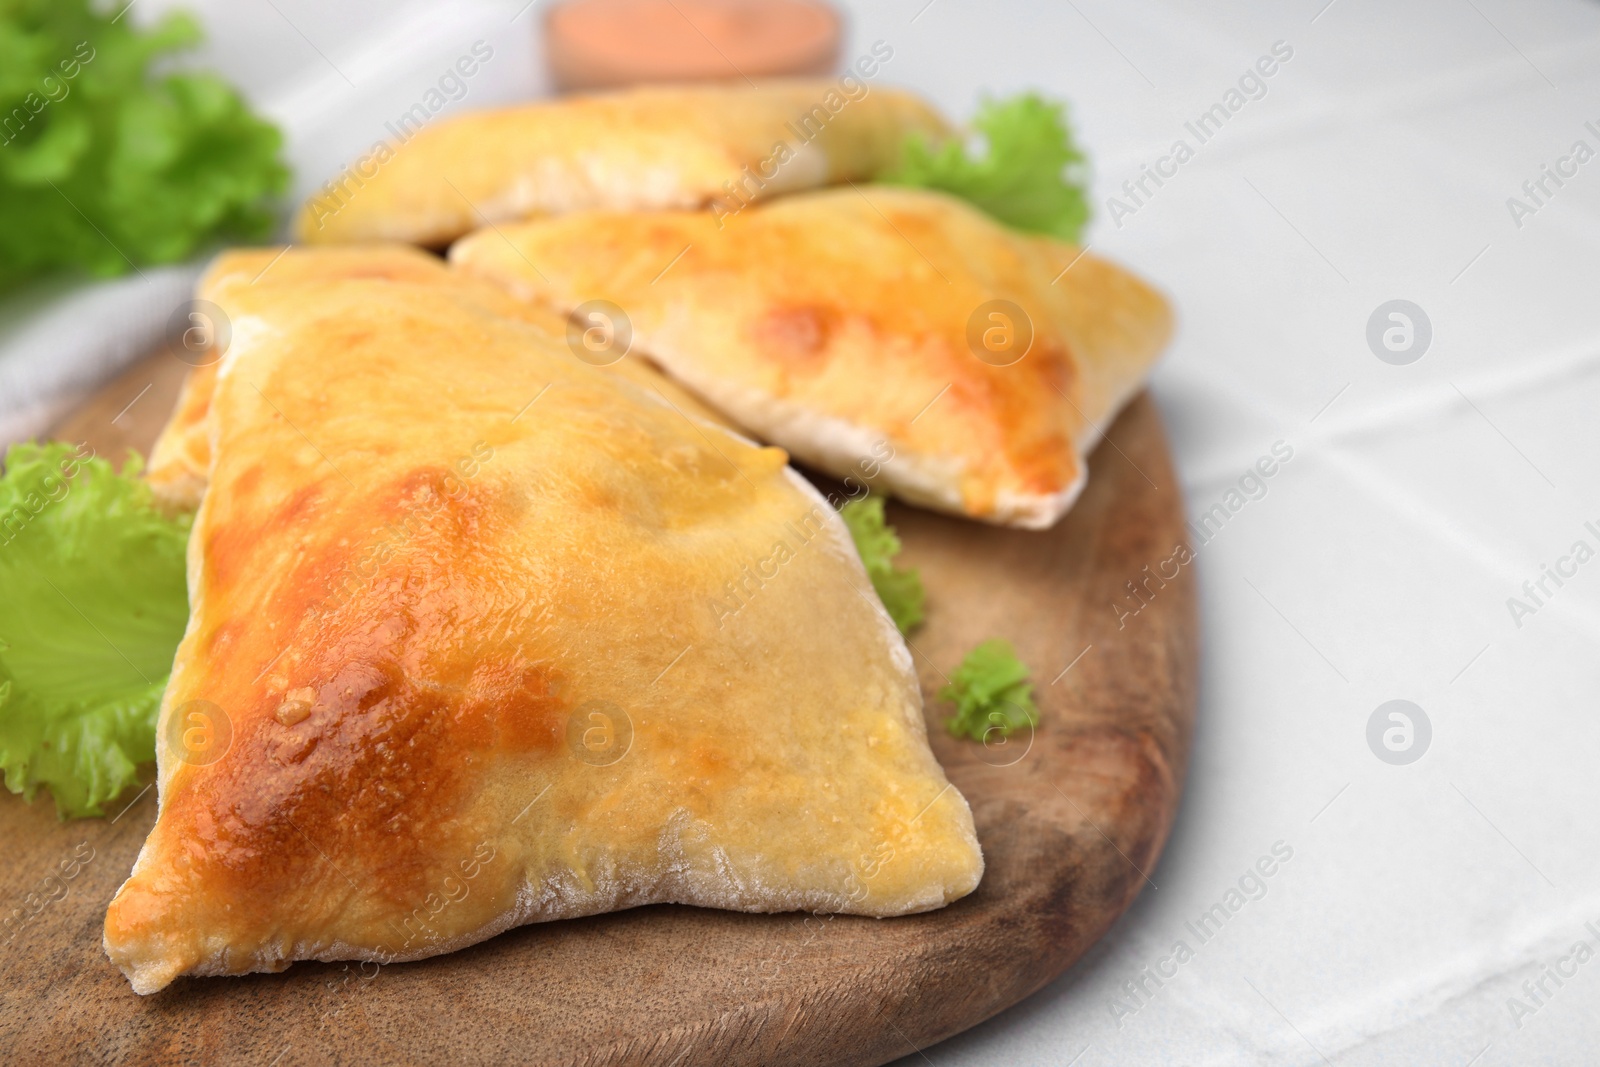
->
left=147, top=244, right=730, bottom=510
left=449, top=185, right=1172, bottom=529
left=104, top=270, right=981, bottom=995
left=294, top=79, right=949, bottom=247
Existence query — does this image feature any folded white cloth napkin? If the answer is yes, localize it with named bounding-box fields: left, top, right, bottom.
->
left=0, top=264, right=203, bottom=446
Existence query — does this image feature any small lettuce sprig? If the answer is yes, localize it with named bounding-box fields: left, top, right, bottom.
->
left=0, top=443, right=191, bottom=817
left=884, top=92, right=1090, bottom=243
left=941, top=639, right=1037, bottom=741
left=840, top=496, right=925, bottom=634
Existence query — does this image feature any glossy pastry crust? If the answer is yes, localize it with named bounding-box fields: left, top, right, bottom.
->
left=449, top=186, right=1173, bottom=528
left=106, top=271, right=981, bottom=995
left=147, top=244, right=730, bottom=509
left=293, top=79, right=950, bottom=247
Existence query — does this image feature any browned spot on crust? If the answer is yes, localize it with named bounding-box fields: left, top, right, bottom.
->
left=167, top=469, right=563, bottom=922
left=204, top=481, right=324, bottom=590
left=455, top=659, right=566, bottom=752
left=939, top=335, right=1083, bottom=499
left=170, top=659, right=469, bottom=911
left=163, top=637, right=567, bottom=934
left=751, top=306, right=829, bottom=362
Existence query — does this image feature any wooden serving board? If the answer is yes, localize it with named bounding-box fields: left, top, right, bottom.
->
left=2, top=351, right=1196, bottom=1066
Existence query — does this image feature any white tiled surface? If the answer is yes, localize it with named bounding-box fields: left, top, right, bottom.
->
left=864, top=2, right=1600, bottom=1065
left=4, top=1, right=1598, bottom=1063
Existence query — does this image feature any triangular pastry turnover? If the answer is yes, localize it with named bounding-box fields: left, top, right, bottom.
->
left=146, top=244, right=731, bottom=510
left=450, top=185, right=1173, bottom=528
left=104, top=268, right=981, bottom=994
left=293, top=79, right=949, bottom=247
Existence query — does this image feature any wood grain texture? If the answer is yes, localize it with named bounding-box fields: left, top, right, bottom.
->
left=0, top=351, right=1195, bottom=1066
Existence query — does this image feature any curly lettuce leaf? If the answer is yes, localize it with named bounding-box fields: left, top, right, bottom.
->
left=941, top=638, right=1037, bottom=741
left=840, top=496, right=925, bottom=634
left=0, top=0, right=288, bottom=289
left=0, top=442, right=190, bottom=817
left=883, top=92, right=1090, bottom=243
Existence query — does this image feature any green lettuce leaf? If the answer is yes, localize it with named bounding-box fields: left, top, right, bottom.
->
left=0, top=442, right=190, bottom=817
left=840, top=495, right=925, bottom=634
left=0, top=0, right=288, bottom=290
left=883, top=92, right=1090, bottom=243
left=941, top=638, right=1038, bottom=741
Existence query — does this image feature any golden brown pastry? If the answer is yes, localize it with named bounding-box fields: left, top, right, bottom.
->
left=147, top=244, right=730, bottom=509
left=450, top=185, right=1173, bottom=528
left=105, top=269, right=982, bottom=994
left=293, top=79, right=949, bottom=246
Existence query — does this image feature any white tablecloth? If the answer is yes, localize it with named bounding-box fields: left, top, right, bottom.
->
left=4, top=2, right=1596, bottom=1063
